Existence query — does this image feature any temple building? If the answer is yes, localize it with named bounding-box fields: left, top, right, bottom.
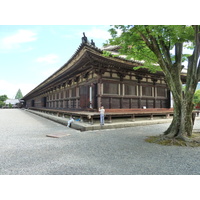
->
left=22, top=33, right=171, bottom=112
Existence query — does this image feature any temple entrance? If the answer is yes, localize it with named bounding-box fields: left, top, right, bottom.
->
left=31, top=100, right=35, bottom=107
left=80, top=84, right=97, bottom=109
left=42, top=97, right=47, bottom=107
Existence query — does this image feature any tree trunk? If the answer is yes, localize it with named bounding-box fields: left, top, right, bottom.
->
left=183, top=100, right=195, bottom=136
left=163, top=61, right=197, bottom=139
left=164, top=99, right=181, bottom=137
left=164, top=99, right=194, bottom=139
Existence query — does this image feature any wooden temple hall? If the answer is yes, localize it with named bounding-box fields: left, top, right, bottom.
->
left=22, top=33, right=173, bottom=122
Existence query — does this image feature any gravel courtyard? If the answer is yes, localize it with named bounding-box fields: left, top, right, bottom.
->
left=1, top=109, right=200, bottom=175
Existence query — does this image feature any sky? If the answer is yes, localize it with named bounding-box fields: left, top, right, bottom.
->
left=0, top=1, right=197, bottom=99
left=0, top=25, right=112, bottom=98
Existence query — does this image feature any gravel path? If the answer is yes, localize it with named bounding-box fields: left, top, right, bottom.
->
left=1, top=109, right=200, bottom=175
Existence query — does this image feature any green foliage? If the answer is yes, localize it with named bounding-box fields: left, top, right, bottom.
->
left=0, top=101, right=5, bottom=108
left=0, top=95, right=8, bottom=108
left=0, top=95, right=8, bottom=102
left=107, top=25, right=195, bottom=73
left=102, top=50, right=112, bottom=57
left=193, top=89, right=200, bottom=107
left=15, top=89, right=23, bottom=99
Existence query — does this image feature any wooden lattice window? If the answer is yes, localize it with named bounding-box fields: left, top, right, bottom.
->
left=71, top=100, right=76, bottom=108
left=66, top=90, right=69, bottom=98
left=71, top=88, right=76, bottom=97
left=103, top=82, right=119, bottom=94
left=66, top=100, right=69, bottom=108
left=142, top=87, right=152, bottom=96
left=157, top=87, right=166, bottom=97
left=124, top=84, right=136, bottom=95
left=60, top=100, right=63, bottom=108
left=61, top=92, right=63, bottom=99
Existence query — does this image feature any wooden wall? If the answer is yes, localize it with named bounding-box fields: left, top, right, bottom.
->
left=25, top=67, right=170, bottom=110
left=100, top=70, right=170, bottom=109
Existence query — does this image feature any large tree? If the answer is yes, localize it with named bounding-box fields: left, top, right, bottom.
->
left=106, top=25, right=200, bottom=141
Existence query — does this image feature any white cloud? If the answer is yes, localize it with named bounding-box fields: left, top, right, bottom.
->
left=1, top=30, right=37, bottom=49
left=36, top=54, right=59, bottom=64
left=0, top=80, right=36, bottom=98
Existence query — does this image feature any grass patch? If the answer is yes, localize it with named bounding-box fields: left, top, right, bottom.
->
left=145, top=133, right=200, bottom=147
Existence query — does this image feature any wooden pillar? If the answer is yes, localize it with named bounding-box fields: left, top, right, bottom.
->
left=131, top=114, right=135, bottom=122
left=108, top=115, right=112, bottom=123
left=97, top=82, right=102, bottom=108
left=152, top=78, right=158, bottom=108
left=136, top=76, right=142, bottom=108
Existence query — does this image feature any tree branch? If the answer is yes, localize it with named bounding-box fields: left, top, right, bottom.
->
left=158, top=36, right=172, bottom=66
left=140, top=26, right=168, bottom=71
left=138, top=31, right=153, bottom=51
left=174, top=43, right=183, bottom=70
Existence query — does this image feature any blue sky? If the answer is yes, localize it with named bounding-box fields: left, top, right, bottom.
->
left=0, top=25, right=111, bottom=98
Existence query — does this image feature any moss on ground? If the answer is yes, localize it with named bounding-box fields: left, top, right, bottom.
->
left=145, top=133, right=200, bottom=147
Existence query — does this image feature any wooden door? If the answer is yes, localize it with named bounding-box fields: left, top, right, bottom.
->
left=79, top=85, right=89, bottom=109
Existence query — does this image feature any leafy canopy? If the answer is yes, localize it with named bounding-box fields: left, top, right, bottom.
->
left=0, top=95, right=8, bottom=108
left=0, top=95, right=8, bottom=102
left=105, top=25, right=195, bottom=72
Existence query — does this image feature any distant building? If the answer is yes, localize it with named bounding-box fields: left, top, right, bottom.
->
left=4, top=99, right=20, bottom=108
left=4, top=99, right=24, bottom=108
